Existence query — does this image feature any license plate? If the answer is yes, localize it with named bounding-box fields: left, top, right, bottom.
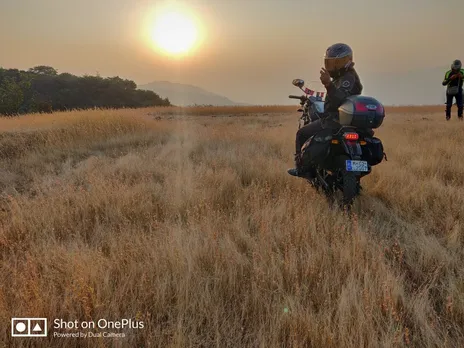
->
left=346, top=160, right=368, bottom=172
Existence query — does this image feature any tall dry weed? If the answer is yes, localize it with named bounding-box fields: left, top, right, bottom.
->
left=0, top=106, right=462, bottom=347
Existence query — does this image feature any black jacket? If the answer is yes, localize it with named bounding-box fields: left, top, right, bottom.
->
left=324, top=68, right=363, bottom=115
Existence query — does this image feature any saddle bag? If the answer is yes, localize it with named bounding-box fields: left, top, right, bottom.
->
left=300, top=128, right=332, bottom=169
left=362, top=137, right=386, bottom=166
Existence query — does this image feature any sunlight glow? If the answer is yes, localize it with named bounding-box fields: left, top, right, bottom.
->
left=151, top=8, right=199, bottom=56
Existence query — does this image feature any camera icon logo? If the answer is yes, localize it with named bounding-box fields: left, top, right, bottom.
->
left=11, top=318, right=48, bottom=337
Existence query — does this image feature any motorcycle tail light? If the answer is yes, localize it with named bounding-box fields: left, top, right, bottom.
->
left=344, top=132, right=359, bottom=140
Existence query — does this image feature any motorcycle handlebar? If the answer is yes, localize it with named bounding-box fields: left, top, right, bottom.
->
left=288, top=95, right=304, bottom=99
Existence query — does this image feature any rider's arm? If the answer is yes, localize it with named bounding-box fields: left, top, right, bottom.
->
left=324, top=73, right=356, bottom=106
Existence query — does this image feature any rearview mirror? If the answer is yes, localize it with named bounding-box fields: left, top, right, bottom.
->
left=292, top=79, right=304, bottom=88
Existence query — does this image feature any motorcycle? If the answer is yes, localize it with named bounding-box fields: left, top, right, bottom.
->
left=289, top=80, right=326, bottom=129
left=289, top=78, right=387, bottom=208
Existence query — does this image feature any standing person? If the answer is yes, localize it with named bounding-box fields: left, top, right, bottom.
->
left=442, top=59, right=463, bottom=120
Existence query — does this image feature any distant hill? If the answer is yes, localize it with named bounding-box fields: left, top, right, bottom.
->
left=138, top=81, right=250, bottom=106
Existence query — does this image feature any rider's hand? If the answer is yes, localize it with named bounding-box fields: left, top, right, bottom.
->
left=320, top=68, right=331, bottom=87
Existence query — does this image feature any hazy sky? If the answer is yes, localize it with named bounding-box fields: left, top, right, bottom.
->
left=1, top=0, right=463, bottom=105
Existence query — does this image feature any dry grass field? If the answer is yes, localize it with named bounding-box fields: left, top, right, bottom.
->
left=0, top=105, right=463, bottom=347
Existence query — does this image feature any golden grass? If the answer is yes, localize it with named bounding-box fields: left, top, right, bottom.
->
left=0, top=105, right=463, bottom=347
left=146, top=104, right=446, bottom=117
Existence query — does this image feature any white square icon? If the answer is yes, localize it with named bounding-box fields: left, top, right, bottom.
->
left=11, top=318, right=47, bottom=337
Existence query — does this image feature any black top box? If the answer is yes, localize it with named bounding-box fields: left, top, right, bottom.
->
left=338, top=95, right=385, bottom=129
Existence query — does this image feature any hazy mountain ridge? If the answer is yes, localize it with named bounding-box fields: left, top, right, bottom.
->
left=138, top=81, right=251, bottom=106
left=139, top=65, right=456, bottom=107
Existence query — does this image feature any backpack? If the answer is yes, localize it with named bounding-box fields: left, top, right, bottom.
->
left=447, top=85, right=459, bottom=96
left=447, top=72, right=462, bottom=96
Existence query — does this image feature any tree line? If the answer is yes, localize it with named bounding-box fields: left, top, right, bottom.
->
left=0, top=66, right=171, bottom=115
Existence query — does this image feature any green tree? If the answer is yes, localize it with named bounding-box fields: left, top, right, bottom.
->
left=28, top=66, right=58, bottom=76
left=0, top=66, right=170, bottom=115
left=0, top=77, right=24, bottom=115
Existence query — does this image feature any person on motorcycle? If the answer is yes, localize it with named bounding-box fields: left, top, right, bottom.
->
left=442, top=59, right=463, bottom=120
left=287, top=43, right=364, bottom=177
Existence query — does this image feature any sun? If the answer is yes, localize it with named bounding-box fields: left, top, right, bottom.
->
left=151, top=10, right=199, bottom=55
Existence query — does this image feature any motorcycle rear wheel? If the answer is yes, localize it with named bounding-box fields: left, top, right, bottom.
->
left=329, top=155, right=358, bottom=209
